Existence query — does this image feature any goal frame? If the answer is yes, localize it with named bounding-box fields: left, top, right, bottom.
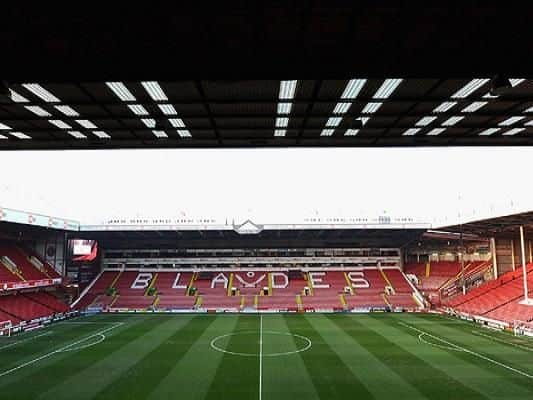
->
left=513, top=320, right=533, bottom=337
left=0, top=320, right=12, bottom=337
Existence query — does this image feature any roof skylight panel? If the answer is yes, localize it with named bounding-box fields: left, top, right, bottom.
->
left=169, top=118, right=186, bottom=128
left=9, top=132, right=31, bottom=139
left=141, top=81, right=168, bottom=101
left=373, top=79, right=403, bottom=99
left=54, top=105, right=80, bottom=116
left=333, top=102, right=351, bottom=114
left=402, top=128, right=421, bottom=136
left=442, top=116, right=464, bottom=126
left=0, top=123, right=11, bottom=130
left=274, top=80, right=298, bottom=137
left=362, top=102, right=382, bottom=114
left=433, top=101, right=457, bottom=113
left=451, top=79, right=489, bottom=99
left=92, top=131, right=111, bottom=139
left=415, top=116, right=437, bottom=126
left=158, top=104, right=177, bottom=115
left=498, top=116, right=525, bottom=126
left=426, top=128, right=446, bottom=136
left=275, top=117, right=289, bottom=128
left=320, top=129, right=334, bottom=136
left=152, top=130, right=168, bottom=138
left=128, top=104, right=149, bottom=116
left=502, top=128, right=525, bottom=136
left=177, top=129, right=192, bottom=138
left=279, top=80, right=298, bottom=99
left=277, top=102, right=292, bottom=115
left=48, top=120, right=72, bottom=129
left=9, top=90, right=29, bottom=103
left=0, top=134, right=7, bottom=139
left=340, top=79, right=367, bottom=99
left=478, top=128, right=500, bottom=136
left=462, top=101, right=488, bottom=113
left=326, top=117, right=342, bottom=127
left=24, top=106, right=51, bottom=117
left=67, top=131, right=87, bottom=139
left=106, top=82, right=136, bottom=101
left=525, top=120, right=533, bottom=126
left=141, top=118, right=156, bottom=128
left=510, top=79, right=526, bottom=87
left=22, top=84, right=61, bottom=102
left=76, top=120, right=97, bottom=129
left=344, top=129, right=359, bottom=136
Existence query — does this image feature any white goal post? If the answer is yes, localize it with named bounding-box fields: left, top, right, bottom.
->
left=513, top=320, right=533, bottom=337
left=0, top=320, right=12, bottom=337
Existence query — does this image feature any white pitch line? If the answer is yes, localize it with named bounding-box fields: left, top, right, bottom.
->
left=259, top=314, right=263, bottom=400
left=471, top=330, right=533, bottom=353
left=0, top=332, right=53, bottom=351
left=0, top=322, right=123, bottom=378
left=399, top=322, right=533, bottom=380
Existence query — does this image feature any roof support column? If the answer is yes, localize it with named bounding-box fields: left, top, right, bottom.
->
left=519, top=226, right=533, bottom=305
left=490, top=237, right=498, bottom=279
left=511, top=239, right=516, bottom=271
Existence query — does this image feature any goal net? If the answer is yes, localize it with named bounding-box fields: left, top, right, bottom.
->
left=513, top=320, right=533, bottom=337
left=0, top=320, right=12, bottom=337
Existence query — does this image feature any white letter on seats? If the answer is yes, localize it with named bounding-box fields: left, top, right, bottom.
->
left=211, top=273, right=228, bottom=289
left=172, top=272, right=187, bottom=289
left=271, top=272, right=288, bottom=289
left=308, top=272, right=330, bottom=288
left=348, top=272, right=370, bottom=288
left=131, top=273, right=153, bottom=289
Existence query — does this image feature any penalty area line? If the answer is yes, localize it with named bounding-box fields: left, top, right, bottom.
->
left=399, top=322, right=533, bottom=380
left=0, top=322, right=124, bottom=378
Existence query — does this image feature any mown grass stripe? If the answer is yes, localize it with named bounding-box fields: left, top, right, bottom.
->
left=204, top=315, right=261, bottom=400
left=261, top=314, right=320, bottom=400
left=336, top=314, right=489, bottom=400
left=284, top=313, right=376, bottom=400
left=0, top=315, right=162, bottom=398
left=38, top=315, right=187, bottom=400
left=319, top=314, right=428, bottom=400
left=403, top=314, right=533, bottom=393
left=146, top=314, right=239, bottom=400
left=91, top=315, right=215, bottom=399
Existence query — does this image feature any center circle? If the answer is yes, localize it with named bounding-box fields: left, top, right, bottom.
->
left=210, top=330, right=312, bottom=357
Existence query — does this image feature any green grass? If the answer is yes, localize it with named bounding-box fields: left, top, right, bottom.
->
left=1, top=312, right=532, bottom=399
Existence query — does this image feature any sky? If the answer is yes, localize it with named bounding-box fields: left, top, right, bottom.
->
left=0, top=147, right=532, bottom=227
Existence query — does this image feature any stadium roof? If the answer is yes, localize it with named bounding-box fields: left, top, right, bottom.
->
left=2, top=4, right=533, bottom=150
left=2, top=79, right=533, bottom=149
left=440, top=211, right=533, bottom=237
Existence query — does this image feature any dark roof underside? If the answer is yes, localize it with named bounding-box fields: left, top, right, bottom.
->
left=2, top=4, right=533, bottom=150
left=73, top=229, right=425, bottom=249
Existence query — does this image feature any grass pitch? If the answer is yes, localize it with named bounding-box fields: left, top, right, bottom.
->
left=0, top=312, right=532, bottom=399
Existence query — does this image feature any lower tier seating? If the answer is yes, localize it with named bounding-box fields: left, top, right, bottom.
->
left=74, top=268, right=422, bottom=312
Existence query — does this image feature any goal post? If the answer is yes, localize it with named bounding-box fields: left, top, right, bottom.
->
left=0, top=320, right=12, bottom=337
left=513, top=320, right=533, bottom=337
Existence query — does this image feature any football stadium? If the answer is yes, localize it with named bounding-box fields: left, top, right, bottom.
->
left=2, top=3, right=533, bottom=399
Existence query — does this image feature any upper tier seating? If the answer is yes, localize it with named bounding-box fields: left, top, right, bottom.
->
left=0, top=247, right=49, bottom=281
